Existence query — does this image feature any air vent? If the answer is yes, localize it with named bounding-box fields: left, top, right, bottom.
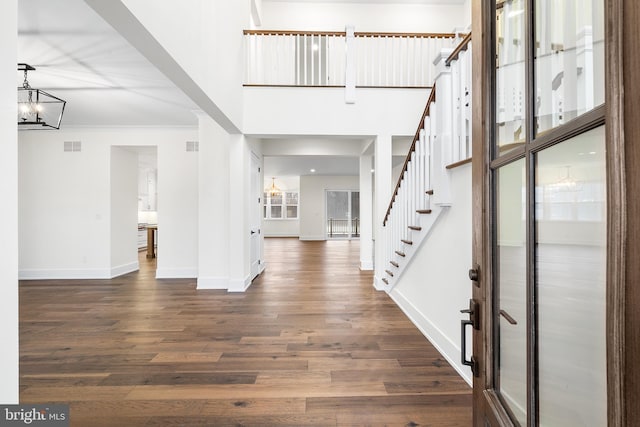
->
left=63, top=141, right=81, bottom=152
left=186, top=141, right=199, bottom=152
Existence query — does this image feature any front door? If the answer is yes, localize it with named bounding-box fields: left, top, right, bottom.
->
left=469, top=0, right=612, bottom=425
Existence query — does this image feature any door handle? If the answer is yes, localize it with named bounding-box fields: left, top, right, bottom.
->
left=251, top=230, right=255, bottom=235
left=461, top=319, right=478, bottom=377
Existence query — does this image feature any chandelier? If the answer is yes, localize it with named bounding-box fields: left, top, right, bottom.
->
left=17, top=63, right=66, bottom=130
left=265, top=177, right=281, bottom=197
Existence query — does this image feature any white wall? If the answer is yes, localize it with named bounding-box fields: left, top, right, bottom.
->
left=156, top=137, right=199, bottom=278
left=244, top=87, right=429, bottom=137
left=0, top=0, right=19, bottom=404
left=19, top=127, right=199, bottom=280
left=389, top=163, right=473, bottom=384
left=117, top=0, right=250, bottom=131
left=260, top=1, right=467, bottom=33
left=299, top=175, right=359, bottom=240
left=110, top=147, right=139, bottom=276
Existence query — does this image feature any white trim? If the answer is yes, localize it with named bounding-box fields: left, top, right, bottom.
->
left=360, top=260, right=374, bottom=270
left=373, top=275, right=387, bottom=291
left=196, top=276, right=229, bottom=290
left=389, top=288, right=473, bottom=386
left=299, top=235, right=325, bottom=241
left=155, top=268, right=197, bottom=279
left=19, top=268, right=112, bottom=280
left=228, top=275, right=252, bottom=293
left=110, top=261, right=139, bottom=278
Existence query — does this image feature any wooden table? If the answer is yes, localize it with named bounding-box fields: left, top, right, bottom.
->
left=146, top=225, right=157, bottom=258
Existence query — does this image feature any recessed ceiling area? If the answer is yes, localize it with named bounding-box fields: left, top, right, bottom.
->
left=17, top=0, right=198, bottom=127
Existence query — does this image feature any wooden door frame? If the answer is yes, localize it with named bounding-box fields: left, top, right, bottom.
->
left=471, top=0, right=640, bottom=425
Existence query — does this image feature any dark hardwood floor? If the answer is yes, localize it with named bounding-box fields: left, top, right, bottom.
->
left=19, top=238, right=472, bottom=426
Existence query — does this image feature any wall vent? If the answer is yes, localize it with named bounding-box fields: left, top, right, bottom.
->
left=186, top=141, right=199, bottom=152
left=63, top=141, right=81, bottom=152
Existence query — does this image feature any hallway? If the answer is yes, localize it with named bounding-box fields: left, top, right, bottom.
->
left=19, top=238, right=472, bottom=426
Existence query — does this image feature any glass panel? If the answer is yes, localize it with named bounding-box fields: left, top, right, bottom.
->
left=326, top=191, right=349, bottom=238
left=535, top=0, right=604, bottom=135
left=536, top=126, right=606, bottom=426
left=495, top=0, right=527, bottom=156
left=270, top=206, right=282, bottom=219
left=286, top=206, right=298, bottom=219
left=351, top=191, right=360, bottom=237
left=286, top=192, right=298, bottom=205
left=496, top=158, right=527, bottom=425
left=271, top=193, right=283, bottom=205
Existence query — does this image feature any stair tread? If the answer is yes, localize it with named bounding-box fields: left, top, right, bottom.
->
left=385, top=270, right=394, bottom=277
left=395, top=250, right=406, bottom=257
left=416, top=209, right=432, bottom=214
left=401, top=239, right=413, bottom=245
left=426, top=189, right=434, bottom=195
left=390, top=261, right=399, bottom=267
left=382, top=278, right=389, bottom=285
left=408, top=225, right=422, bottom=231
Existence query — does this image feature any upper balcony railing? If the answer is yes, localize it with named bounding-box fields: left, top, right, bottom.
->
left=244, top=30, right=461, bottom=88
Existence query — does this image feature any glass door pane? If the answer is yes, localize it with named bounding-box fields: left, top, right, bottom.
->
left=326, top=190, right=350, bottom=238
left=351, top=191, right=360, bottom=237
left=496, top=159, right=527, bottom=425
left=535, top=0, right=605, bottom=135
left=535, top=126, right=606, bottom=425
left=496, top=0, right=527, bottom=156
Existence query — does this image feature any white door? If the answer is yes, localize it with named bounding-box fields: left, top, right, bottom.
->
left=250, top=154, right=262, bottom=280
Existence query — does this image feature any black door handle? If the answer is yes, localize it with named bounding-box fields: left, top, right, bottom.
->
left=461, top=319, right=478, bottom=377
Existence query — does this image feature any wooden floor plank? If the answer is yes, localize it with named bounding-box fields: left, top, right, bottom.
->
left=19, top=238, right=471, bottom=426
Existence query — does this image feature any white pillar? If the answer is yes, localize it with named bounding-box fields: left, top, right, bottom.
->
left=373, top=134, right=392, bottom=290
left=228, top=134, right=252, bottom=292
left=197, top=113, right=231, bottom=289
left=0, top=0, right=19, bottom=403
left=359, top=153, right=373, bottom=270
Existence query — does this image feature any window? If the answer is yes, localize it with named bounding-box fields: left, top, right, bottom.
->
left=264, top=191, right=298, bottom=219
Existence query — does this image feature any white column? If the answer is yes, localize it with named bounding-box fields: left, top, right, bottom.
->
left=0, top=0, right=19, bottom=403
left=197, top=113, right=231, bottom=289
left=345, top=25, right=356, bottom=104
left=373, top=134, right=392, bottom=290
left=359, top=153, right=373, bottom=270
left=228, top=134, right=252, bottom=292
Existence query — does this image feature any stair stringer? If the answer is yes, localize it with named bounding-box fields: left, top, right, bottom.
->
left=383, top=203, right=450, bottom=292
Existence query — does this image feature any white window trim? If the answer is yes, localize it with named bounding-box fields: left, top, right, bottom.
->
left=264, top=191, right=299, bottom=220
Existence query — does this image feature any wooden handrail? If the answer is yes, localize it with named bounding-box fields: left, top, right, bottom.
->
left=243, top=29, right=457, bottom=39
left=383, top=84, right=436, bottom=225
left=445, top=32, right=472, bottom=66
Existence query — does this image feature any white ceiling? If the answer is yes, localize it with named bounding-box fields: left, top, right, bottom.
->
left=17, top=0, right=198, bottom=127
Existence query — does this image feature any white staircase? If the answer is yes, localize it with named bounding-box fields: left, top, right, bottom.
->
left=380, top=33, right=472, bottom=291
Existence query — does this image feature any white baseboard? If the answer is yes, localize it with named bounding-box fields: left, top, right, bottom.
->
left=19, top=268, right=112, bottom=280
left=228, top=275, right=252, bottom=292
left=389, top=288, right=473, bottom=386
left=299, top=235, right=325, bottom=241
left=155, top=268, right=197, bottom=279
left=263, top=234, right=299, bottom=238
left=110, top=261, right=139, bottom=278
left=372, top=275, right=387, bottom=291
left=360, top=260, right=374, bottom=270
left=196, top=276, right=229, bottom=290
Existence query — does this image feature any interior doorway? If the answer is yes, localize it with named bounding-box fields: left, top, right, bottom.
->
left=326, top=190, right=360, bottom=239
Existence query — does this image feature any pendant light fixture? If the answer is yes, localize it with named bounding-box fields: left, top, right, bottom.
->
left=17, top=63, right=66, bottom=130
left=265, top=177, right=282, bottom=197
